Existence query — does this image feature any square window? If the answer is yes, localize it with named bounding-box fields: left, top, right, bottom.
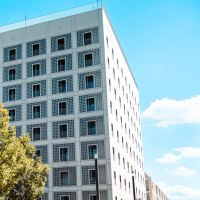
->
left=57, top=38, right=65, bottom=51
left=33, top=127, right=41, bottom=141
left=59, top=124, right=68, bottom=138
left=85, top=75, right=94, bottom=89
left=9, top=109, right=16, bottom=122
left=88, top=145, right=97, bottom=159
left=9, top=49, right=16, bottom=61
left=86, top=98, right=95, bottom=112
left=90, top=195, right=97, bottom=200
left=87, top=121, right=96, bottom=135
left=89, top=169, right=96, bottom=184
left=35, top=149, right=41, bottom=157
left=58, top=80, right=66, bottom=93
left=84, top=53, right=93, bottom=67
left=60, top=196, right=70, bottom=200
left=8, top=88, right=16, bottom=101
left=58, top=102, right=67, bottom=115
left=32, top=43, right=40, bottom=56
left=84, top=32, right=92, bottom=45
left=59, top=147, right=68, bottom=161
left=32, top=64, right=40, bottom=76
left=57, top=58, right=65, bottom=72
left=33, top=84, right=40, bottom=97
left=33, top=105, right=40, bottom=119
left=60, top=171, right=68, bottom=186
left=9, top=68, right=16, bottom=81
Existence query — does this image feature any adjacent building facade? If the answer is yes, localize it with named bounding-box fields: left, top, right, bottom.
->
left=0, top=3, right=146, bottom=200
left=145, top=173, right=169, bottom=200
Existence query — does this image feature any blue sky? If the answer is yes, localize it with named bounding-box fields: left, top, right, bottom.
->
left=1, top=0, right=200, bottom=199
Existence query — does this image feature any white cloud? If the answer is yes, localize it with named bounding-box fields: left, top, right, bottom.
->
left=175, top=147, right=200, bottom=157
left=155, top=153, right=181, bottom=163
left=156, top=147, right=200, bottom=163
left=157, top=182, right=200, bottom=200
left=142, top=95, right=200, bottom=127
left=172, top=166, right=196, bottom=176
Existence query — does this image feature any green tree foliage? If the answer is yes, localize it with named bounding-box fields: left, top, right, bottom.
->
left=0, top=104, right=49, bottom=200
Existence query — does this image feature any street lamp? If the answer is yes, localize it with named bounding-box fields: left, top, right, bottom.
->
left=132, top=170, right=136, bottom=200
left=94, top=153, right=100, bottom=200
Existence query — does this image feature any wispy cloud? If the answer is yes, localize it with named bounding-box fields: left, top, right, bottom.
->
left=157, top=182, right=200, bottom=200
left=142, top=95, right=200, bottom=127
left=155, top=147, right=200, bottom=163
left=172, top=166, right=196, bottom=176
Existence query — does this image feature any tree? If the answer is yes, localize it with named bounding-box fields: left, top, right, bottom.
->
left=0, top=104, right=49, bottom=200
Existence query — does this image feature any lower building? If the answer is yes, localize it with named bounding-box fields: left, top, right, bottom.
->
left=145, top=173, right=169, bottom=200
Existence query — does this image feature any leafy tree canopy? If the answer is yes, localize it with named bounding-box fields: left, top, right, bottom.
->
left=0, top=104, right=49, bottom=200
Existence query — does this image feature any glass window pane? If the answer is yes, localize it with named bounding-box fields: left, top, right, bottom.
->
left=84, top=32, right=92, bottom=45
left=33, top=106, right=40, bottom=118
left=60, top=171, right=68, bottom=185
left=60, top=147, right=68, bottom=161
left=59, top=102, right=67, bottom=115
left=58, top=80, right=66, bottom=93
left=57, top=38, right=65, bottom=51
left=87, top=98, right=95, bottom=112
left=58, top=59, right=65, bottom=72
left=86, top=75, right=94, bottom=89
left=33, top=64, right=40, bottom=76
left=88, top=145, right=97, bottom=159
left=9, top=109, right=16, bottom=121
left=85, top=53, right=93, bottom=67
left=33, top=84, right=40, bottom=97
left=59, top=124, right=68, bottom=138
left=33, top=44, right=40, bottom=56
left=9, top=68, right=16, bottom=81
left=9, top=89, right=15, bottom=101
left=9, top=49, right=16, bottom=61
left=87, top=121, right=96, bottom=135
left=33, top=127, right=40, bottom=141
left=89, top=170, right=96, bottom=184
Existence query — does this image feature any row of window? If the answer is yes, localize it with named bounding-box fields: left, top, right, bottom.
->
left=17, top=118, right=101, bottom=141
left=8, top=96, right=100, bottom=121
left=35, top=143, right=98, bottom=162
left=4, top=73, right=99, bottom=101
left=3, top=27, right=99, bottom=62
left=3, top=49, right=100, bottom=84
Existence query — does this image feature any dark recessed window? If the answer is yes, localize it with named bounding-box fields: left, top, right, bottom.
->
left=32, top=64, right=40, bottom=76
left=9, top=68, right=16, bottom=81
left=33, top=105, right=40, bottom=119
left=33, top=127, right=41, bottom=141
left=33, top=84, right=40, bottom=97
left=57, top=38, right=65, bottom=51
left=8, top=88, right=16, bottom=101
left=58, top=80, right=66, bottom=93
left=32, top=43, right=40, bottom=56
left=84, top=32, right=92, bottom=45
left=90, top=195, right=97, bottom=200
left=9, top=49, right=16, bottom=61
left=85, top=75, right=94, bottom=89
left=59, top=147, right=68, bottom=161
left=84, top=53, right=93, bottom=67
left=35, top=149, right=41, bottom=157
left=59, top=124, right=68, bottom=138
left=87, top=121, right=96, bottom=135
left=60, top=196, right=70, bottom=200
left=9, top=109, right=16, bottom=122
left=58, top=102, right=67, bottom=115
left=57, top=58, right=65, bottom=72
left=86, top=98, right=95, bottom=112
left=60, top=171, right=68, bottom=186
left=89, top=169, right=96, bottom=184
left=88, top=145, right=97, bottom=159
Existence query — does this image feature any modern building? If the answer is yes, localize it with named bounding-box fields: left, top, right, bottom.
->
left=0, top=3, right=146, bottom=200
left=145, top=173, right=169, bottom=200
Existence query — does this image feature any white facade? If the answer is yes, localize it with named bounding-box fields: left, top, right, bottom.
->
left=0, top=4, right=146, bottom=200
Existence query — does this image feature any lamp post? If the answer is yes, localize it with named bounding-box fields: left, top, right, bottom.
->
left=94, top=153, right=100, bottom=200
left=132, top=171, right=136, bottom=200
